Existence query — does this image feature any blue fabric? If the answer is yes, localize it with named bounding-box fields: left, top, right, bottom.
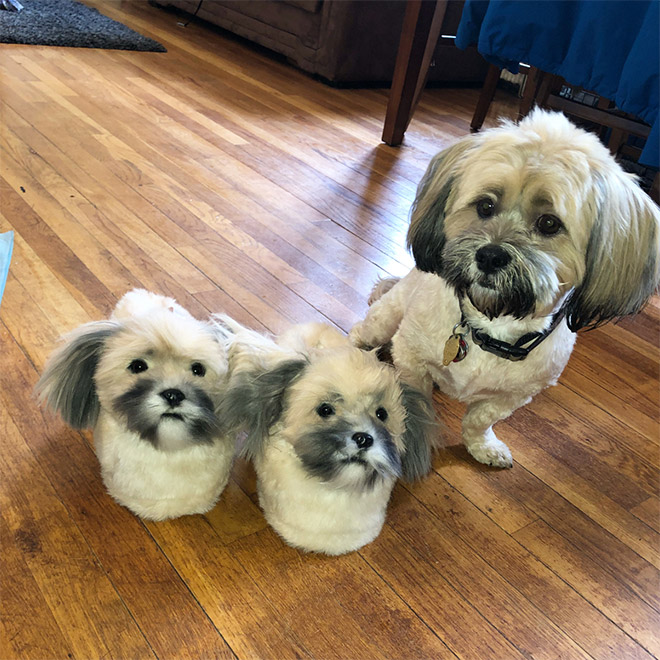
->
left=455, top=0, right=659, bottom=168
left=0, top=231, right=14, bottom=308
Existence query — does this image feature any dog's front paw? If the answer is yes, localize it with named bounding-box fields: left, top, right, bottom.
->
left=348, top=325, right=371, bottom=350
left=465, top=430, right=513, bottom=468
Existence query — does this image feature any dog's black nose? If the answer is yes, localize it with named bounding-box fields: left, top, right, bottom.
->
left=160, top=389, right=185, bottom=407
left=352, top=432, right=374, bottom=449
left=475, top=245, right=511, bottom=274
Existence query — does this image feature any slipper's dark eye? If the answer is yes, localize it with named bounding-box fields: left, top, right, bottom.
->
left=317, top=403, right=335, bottom=418
left=128, top=359, right=148, bottom=374
left=536, top=214, right=563, bottom=236
left=375, top=407, right=388, bottom=422
left=191, top=362, right=206, bottom=377
left=476, top=198, right=496, bottom=219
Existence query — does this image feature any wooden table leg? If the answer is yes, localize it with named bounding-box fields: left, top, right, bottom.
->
left=382, top=0, right=448, bottom=146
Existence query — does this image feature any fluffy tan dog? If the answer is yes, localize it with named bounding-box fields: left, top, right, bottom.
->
left=37, top=289, right=234, bottom=520
left=351, top=110, right=660, bottom=468
left=216, top=319, right=435, bottom=555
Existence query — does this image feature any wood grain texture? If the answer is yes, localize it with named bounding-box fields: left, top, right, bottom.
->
left=1, top=2, right=658, bottom=659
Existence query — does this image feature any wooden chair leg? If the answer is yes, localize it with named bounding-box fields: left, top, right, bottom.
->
left=607, top=128, right=626, bottom=155
left=536, top=72, right=563, bottom=108
left=470, top=63, right=501, bottom=132
left=382, top=0, right=448, bottom=146
left=519, top=68, right=563, bottom=119
left=518, top=66, right=540, bottom=118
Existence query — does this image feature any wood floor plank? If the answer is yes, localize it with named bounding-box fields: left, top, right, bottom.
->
left=229, top=527, right=457, bottom=660
left=2, top=127, right=214, bottom=319
left=359, top=524, right=529, bottom=660
left=514, top=519, right=660, bottom=655
left=432, top=441, right=539, bottom=534
left=8, top=52, right=79, bottom=98
left=435, top=401, right=660, bottom=614
left=6, top=83, right=372, bottom=331
left=503, top=425, right=660, bottom=569
left=45, top=45, right=410, bottom=266
left=568, top=348, right=658, bottom=419
left=0, top=169, right=129, bottom=316
left=631, top=497, right=660, bottom=534
left=555, top=367, right=659, bottom=446
left=0, top=213, right=92, bottom=334
left=40, top=40, right=409, bottom=262
left=2, top=103, right=285, bottom=324
left=542, top=383, right=659, bottom=470
left=89, top=3, right=428, bottom=183
left=513, top=393, right=657, bottom=506
left=491, top=459, right=660, bottom=614
left=618, top=303, right=660, bottom=346
left=145, top=516, right=314, bottom=660
left=0, top=355, right=155, bottom=660
left=2, top=108, right=331, bottom=332
left=202, top=475, right=268, bottom=546
left=1, top=110, right=212, bottom=297
left=396, top=480, right=653, bottom=660
left=0, top=508, right=77, bottom=660
left=64, top=69, right=410, bottom=281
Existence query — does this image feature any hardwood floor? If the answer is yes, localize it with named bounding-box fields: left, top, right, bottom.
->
left=1, top=2, right=658, bottom=659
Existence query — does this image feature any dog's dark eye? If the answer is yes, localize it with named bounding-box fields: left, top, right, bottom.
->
left=191, top=362, right=206, bottom=377
left=128, top=359, right=148, bottom=374
left=375, top=407, right=388, bottom=422
left=536, top=214, right=563, bottom=236
left=476, top=198, right=496, bottom=219
left=317, top=403, right=335, bottom=418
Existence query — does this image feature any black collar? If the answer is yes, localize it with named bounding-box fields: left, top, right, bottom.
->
left=462, top=301, right=568, bottom=362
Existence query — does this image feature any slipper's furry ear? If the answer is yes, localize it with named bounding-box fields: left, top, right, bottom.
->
left=218, top=359, right=307, bottom=460
left=399, top=383, right=438, bottom=482
left=407, top=139, right=473, bottom=275
left=36, top=320, right=120, bottom=429
left=565, top=173, right=660, bottom=331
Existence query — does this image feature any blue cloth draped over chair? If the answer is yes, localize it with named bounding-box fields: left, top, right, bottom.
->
left=455, top=0, right=659, bottom=168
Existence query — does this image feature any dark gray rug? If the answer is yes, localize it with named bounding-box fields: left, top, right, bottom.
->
left=0, top=0, right=166, bottom=51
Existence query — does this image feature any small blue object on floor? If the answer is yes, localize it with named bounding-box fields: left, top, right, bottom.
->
left=0, top=231, right=14, bottom=308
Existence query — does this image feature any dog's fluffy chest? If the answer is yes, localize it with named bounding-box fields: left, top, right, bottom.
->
left=255, top=435, right=393, bottom=555
left=400, top=271, right=576, bottom=402
left=429, top=346, right=551, bottom=401
left=94, top=412, right=233, bottom=519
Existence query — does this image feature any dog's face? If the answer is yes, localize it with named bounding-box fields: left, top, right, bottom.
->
left=220, top=341, right=435, bottom=487
left=408, top=109, right=660, bottom=328
left=280, top=349, right=407, bottom=489
left=95, top=313, right=227, bottom=451
left=37, top=310, right=228, bottom=452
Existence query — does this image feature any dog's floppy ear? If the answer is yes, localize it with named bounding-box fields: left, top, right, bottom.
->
left=407, top=139, right=473, bottom=274
left=399, top=383, right=437, bottom=482
left=36, top=320, right=120, bottom=429
left=565, top=174, right=660, bottom=331
left=219, top=359, right=307, bottom=460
